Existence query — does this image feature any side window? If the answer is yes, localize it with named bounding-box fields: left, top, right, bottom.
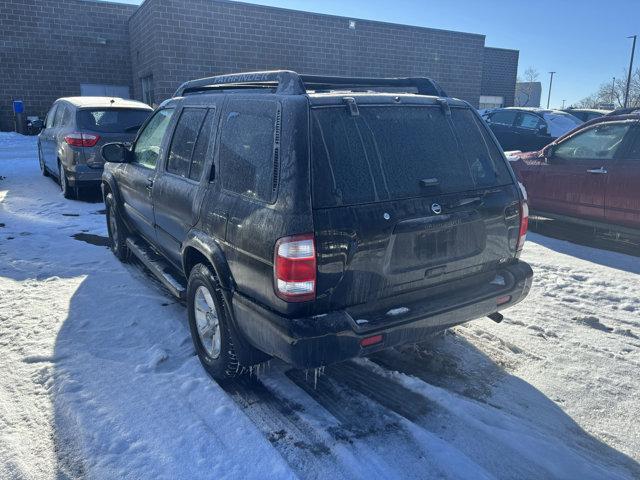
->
left=53, top=104, right=66, bottom=127
left=517, top=113, right=544, bottom=130
left=60, top=106, right=72, bottom=127
left=553, top=123, right=632, bottom=161
left=488, top=110, right=517, bottom=126
left=45, top=104, right=58, bottom=128
left=166, top=108, right=207, bottom=178
left=191, top=109, right=216, bottom=181
left=219, top=99, right=279, bottom=202
left=621, top=127, right=640, bottom=160
left=132, top=108, right=175, bottom=169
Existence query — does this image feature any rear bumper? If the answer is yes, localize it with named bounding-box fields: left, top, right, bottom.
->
left=66, top=164, right=103, bottom=186
left=232, top=260, right=533, bottom=369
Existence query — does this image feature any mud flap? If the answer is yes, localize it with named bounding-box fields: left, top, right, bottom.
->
left=222, top=287, right=272, bottom=367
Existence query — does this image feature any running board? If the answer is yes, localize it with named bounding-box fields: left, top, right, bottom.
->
left=126, top=237, right=186, bottom=299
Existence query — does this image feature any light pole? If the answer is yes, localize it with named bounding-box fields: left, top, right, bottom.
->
left=611, top=77, right=616, bottom=106
left=562, top=99, right=566, bottom=109
left=547, top=71, right=556, bottom=109
left=624, top=35, right=636, bottom=108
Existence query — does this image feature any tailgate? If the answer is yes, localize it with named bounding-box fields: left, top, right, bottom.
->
left=82, top=131, right=138, bottom=168
left=314, top=186, right=521, bottom=310
left=310, top=100, right=520, bottom=311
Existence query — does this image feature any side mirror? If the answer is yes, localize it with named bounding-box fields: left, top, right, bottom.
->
left=541, top=144, right=555, bottom=162
left=101, top=142, right=129, bottom=163
left=537, top=124, right=548, bottom=136
left=31, top=119, right=44, bottom=129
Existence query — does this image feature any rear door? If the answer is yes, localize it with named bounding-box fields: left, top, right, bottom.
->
left=514, top=112, right=551, bottom=151
left=605, top=124, right=640, bottom=229
left=118, top=108, right=175, bottom=243
left=44, top=103, right=66, bottom=172
left=311, top=101, right=521, bottom=311
left=153, top=105, right=219, bottom=267
left=536, top=122, right=633, bottom=221
left=486, top=110, right=519, bottom=150
left=39, top=103, right=58, bottom=170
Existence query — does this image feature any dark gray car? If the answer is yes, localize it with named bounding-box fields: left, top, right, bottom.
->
left=38, top=97, right=152, bottom=199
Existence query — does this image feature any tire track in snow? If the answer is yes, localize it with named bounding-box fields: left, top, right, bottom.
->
left=353, top=358, right=640, bottom=480
left=219, top=376, right=347, bottom=480
left=284, top=367, right=460, bottom=480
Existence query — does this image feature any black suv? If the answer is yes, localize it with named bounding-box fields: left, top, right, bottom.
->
left=101, top=71, right=533, bottom=379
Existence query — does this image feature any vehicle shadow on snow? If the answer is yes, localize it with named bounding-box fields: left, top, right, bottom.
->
left=528, top=224, right=640, bottom=274
left=47, top=269, right=640, bottom=479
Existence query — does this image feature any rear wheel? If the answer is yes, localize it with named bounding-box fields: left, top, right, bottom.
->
left=38, top=147, right=48, bottom=177
left=105, top=193, right=130, bottom=261
left=59, top=162, right=76, bottom=200
left=187, top=264, right=241, bottom=380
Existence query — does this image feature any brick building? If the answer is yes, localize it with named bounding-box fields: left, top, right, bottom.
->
left=0, top=0, right=519, bottom=131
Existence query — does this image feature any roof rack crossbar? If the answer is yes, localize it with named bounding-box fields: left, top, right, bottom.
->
left=174, top=70, right=447, bottom=97
left=299, top=75, right=446, bottom=97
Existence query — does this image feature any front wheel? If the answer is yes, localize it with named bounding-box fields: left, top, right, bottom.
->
left=105, top=193, right=129, bottom=261
left=187, top=264, right=241, bottom=380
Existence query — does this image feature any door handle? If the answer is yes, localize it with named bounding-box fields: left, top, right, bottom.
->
left=587, top=167, right=607, bottom=174
left=145, top=178, right=154, bottom=195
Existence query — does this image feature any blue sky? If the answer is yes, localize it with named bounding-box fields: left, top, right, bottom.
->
left=111, top=0, right=639, bottom=108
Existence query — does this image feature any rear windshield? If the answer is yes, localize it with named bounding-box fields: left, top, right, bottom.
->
left=311, top=105, right=513, bottom=207
left=76, top=108, right=152, bottom=133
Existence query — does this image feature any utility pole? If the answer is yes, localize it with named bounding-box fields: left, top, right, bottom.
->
left=624, top=35, right=636, bottom=108
left=611, top=77, right=616, bottom=106
left=546, top=71, right=556, bottom=109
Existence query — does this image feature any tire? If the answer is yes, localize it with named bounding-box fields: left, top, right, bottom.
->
left=187, top=264, right=241, bottom=380
left=105, top=193, right=130, bottom=262
left=59, top=162, right=76, bottom=199
left=38, top=147, right=49, bottom=177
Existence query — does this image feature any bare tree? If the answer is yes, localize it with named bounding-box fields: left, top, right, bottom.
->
left=516, top=67, right=540, bottom=107
left=575, top=68, right=640, bottom=109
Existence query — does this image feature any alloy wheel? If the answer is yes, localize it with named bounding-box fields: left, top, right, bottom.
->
left=194, top=285, right=221, bottom=359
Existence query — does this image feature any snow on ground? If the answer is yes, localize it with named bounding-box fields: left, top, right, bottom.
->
left=0, top=132, right=638, bottom=479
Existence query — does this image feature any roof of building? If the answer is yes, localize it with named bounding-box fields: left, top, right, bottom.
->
left=58, top=97, right=153, bottom=110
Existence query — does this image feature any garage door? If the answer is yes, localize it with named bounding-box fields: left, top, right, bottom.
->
left=80, top=84, right=130, bottom=98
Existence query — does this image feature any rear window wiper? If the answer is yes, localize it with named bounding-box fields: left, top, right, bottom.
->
left=124, top=124, right=143, bottom=132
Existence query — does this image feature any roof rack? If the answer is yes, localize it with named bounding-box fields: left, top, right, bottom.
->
left=174, top=70, right=447, bottom=97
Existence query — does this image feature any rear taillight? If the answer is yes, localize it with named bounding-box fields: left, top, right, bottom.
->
left=274, top=233, right=316, bottom=302
left=64, top=132, right=100, bottom=148
left=496, top=295, right=512, bottom=306
left=361, top=335, right=383, bottom=348
left=517, top=182, right=529, bottom=252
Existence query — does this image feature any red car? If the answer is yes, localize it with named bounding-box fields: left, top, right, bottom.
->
left=509, top=114, right=640, bottom=234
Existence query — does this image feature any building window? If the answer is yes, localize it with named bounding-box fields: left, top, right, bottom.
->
left=479, top=95, right=504, bottom=110
left=141, top=75, right=155, bottom=107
